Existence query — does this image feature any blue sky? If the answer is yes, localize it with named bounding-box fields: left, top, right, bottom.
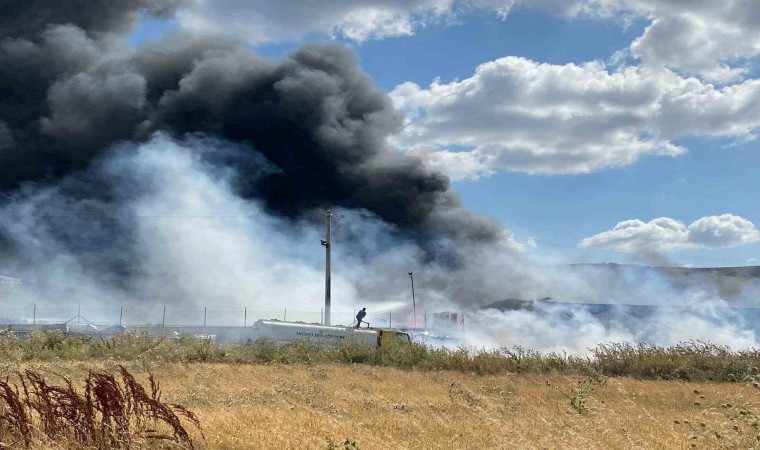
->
left=129, top=2, right=760, bottom=267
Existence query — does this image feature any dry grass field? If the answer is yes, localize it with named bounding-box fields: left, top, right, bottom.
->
left=5, top=360, right=759, bottom=450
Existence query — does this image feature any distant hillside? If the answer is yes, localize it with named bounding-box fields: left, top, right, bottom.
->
left=570, top=263, right=760, bottom=280
left=483, top=264, right=760, bottom=310
left=571, top=263, right=760, bottom=300
left=481, top=297, right=552, bottom=312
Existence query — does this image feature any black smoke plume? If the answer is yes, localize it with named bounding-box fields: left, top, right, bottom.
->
left=0, top=0, right=500, bottom=244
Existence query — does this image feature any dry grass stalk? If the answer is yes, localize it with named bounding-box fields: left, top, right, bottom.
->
left=0, top=366, right=201, bottom=449
left=0, top=378, right=31, bottom=446
left=119, top=366, right=203, bottom=445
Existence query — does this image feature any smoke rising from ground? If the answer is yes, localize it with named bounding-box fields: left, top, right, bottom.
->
left=1, top=134, right=759, bottom=353
left=465, top=297, right=760, bottom=354
left=1, top=2, right=759, bottom=353
left=0, top=134, right=508, bottom=317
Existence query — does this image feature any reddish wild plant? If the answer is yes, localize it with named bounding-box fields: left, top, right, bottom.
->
left=0, top=378, right=31, bottom=446
left=0, top=366, right=202, bottom=449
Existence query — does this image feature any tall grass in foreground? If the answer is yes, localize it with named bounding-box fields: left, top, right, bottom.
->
left=2, top=332, right=760, bottom=382
left=0, top=365, right=201, bottom=449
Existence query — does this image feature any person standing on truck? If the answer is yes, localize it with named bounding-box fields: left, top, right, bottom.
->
left=355, top=308, right=367, bottom=328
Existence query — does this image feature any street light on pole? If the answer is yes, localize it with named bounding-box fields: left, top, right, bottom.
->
left=408, top=272, right=416, bottom=328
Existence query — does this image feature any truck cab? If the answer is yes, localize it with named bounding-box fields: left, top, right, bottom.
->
left=371, top=328, right=412, bottom=346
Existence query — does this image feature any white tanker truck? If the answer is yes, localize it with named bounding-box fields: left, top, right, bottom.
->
left=250, top=319, right=411, bottom=348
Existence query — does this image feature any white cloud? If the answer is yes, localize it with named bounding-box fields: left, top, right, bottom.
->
left=688, top=215, right=760, bottom=248
left=578, top=214, right=760, bottom=252
left=172, top=1, right=760, bottom=179
left=177, top=1, right=760, bottom=82
left=501, top=232, right=540, bottom=252
left=622, top=0, right=760, bottom=82
left=493, top=1, right=760, bottom=82
left=390, top=57, right=760, bottom=178
left=177, top=0, right=455, bottom=44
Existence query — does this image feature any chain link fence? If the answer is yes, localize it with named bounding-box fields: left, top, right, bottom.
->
left=0, top=304, right=455, bottom=330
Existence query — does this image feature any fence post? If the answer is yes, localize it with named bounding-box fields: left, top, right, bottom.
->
left=203, top=307, right=207, bottom=327
left=33, top=303, right=36, bottom=325
left=77, top=304, right=81, bottom=324
left=389, top=310, right=392, bottom=328
left=244, top=307, right=247, bottom=326
left=119, top=306, right=123, bottom=327
left=424, top=310, right=427, bottom=329
left=162, top=306, right=166, bottom=327
left=284, top=308, right=287, bottom=321
left=321, top=308, right=323, bottom=325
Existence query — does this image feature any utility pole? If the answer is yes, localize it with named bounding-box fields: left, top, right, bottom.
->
left=408, top=272, right=416, bottom=328
left=321, top=209, right=332, bottom=325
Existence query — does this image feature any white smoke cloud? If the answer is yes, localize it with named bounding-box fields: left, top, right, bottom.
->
left=0, top=133, right=523, bottom=323
left=0, top=133, right=758, bottom=352
left=466, top=300, right=760, bottom=354
left=579, top=214, right=760, bottom=252
left=0, top=135, right=347, bottom=320
left=461, top=275, right=760, bottom=354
